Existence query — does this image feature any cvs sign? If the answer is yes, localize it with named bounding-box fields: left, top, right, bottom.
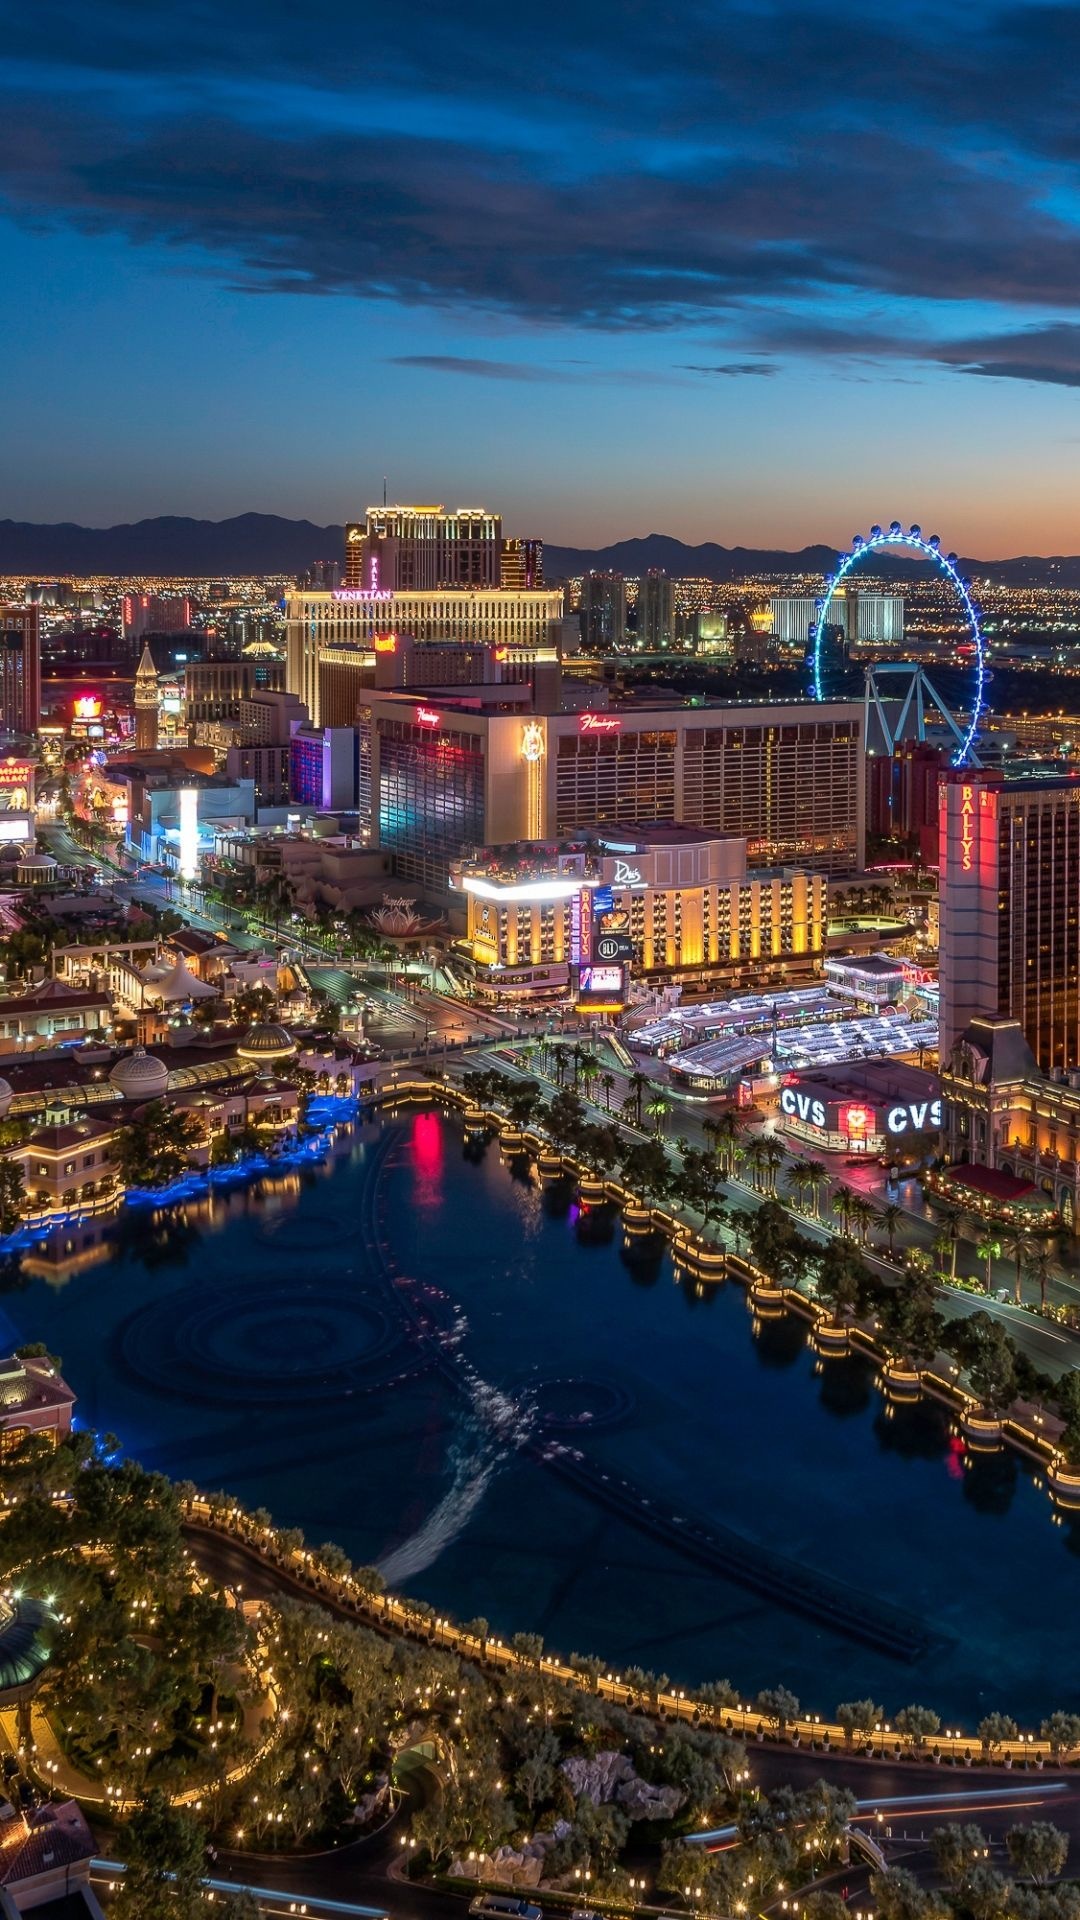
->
left=780, top=1086, right=826, bottom=1129
left=886, top=1098, right=942, bottom=1135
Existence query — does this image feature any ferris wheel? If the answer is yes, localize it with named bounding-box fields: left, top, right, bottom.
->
left=810, top=521, right=985, bottom=766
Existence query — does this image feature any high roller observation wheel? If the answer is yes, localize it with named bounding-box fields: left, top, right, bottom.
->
left=810, top=520, right=985, bottom=765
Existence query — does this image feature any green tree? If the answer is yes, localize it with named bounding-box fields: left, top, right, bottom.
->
left=1041, top=1713, right=1080, bottom=1761
left=754, top=1685, right=800, bottom=1733
left=113, top=1792, right=208, bottom=1919
left=931, top=1824, right=990, bottom=1888
left=894, top=1704, right=941, bottom=1751
left=115, top=1101, right=204, bottom=1189
left=871, top=1867, right=946, bottom=1920
left=835, top=1698, right=883, bottom=1746
left=1007, top=1824, right=1070, bottom=1886
left=0, top=1159, right=24, bottom=1232
left=978, top=1711, right=1019, bottom=1757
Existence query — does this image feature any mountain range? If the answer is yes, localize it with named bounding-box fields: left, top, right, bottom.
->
left=1, top=514, right=1079, bottom=587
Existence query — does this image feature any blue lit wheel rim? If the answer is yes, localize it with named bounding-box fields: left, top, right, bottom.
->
left=811, top=523, right=985, bottom=764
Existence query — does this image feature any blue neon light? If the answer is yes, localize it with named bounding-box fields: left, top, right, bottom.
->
left=810, top=523, right=985, bottom=765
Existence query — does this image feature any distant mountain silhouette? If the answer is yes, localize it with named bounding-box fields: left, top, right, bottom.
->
left=1, top=515, right=1078, bottom=588
left=542, top=533, right=1077, bottom=586
left=0, top=514, right=344, bottom=576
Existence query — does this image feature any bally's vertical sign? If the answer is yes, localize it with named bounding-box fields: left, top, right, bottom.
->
left=957, top=779, right=997, bottom=880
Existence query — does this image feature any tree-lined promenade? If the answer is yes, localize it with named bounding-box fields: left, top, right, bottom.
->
left=183, top=1491, right=1080, bottom=1771
left=440, top=1069, right=1080, bottom=1481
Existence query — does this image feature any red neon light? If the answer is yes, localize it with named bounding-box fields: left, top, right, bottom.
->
left=74, top=695, right=102, bottom=720
left=843, top=1104, right=870, bottom=1134
left=0, top=762, right=32, bottom=787
left=415, top=705, right=441, bottom=728
left=579, top=712, right=621, bottom=734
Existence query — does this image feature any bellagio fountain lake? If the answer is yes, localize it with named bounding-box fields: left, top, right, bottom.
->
left=4, top=1106, right=1076, bottom=1725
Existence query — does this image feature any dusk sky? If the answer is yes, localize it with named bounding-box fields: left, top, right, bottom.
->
left=4, top=0, right=1080, bottom=552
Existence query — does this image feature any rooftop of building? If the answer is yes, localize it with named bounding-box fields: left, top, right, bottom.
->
left=942, top=1162, right=1043, bottom=1205
left=25, top=1115, right=116, bottom=1151
left=0, top=1800, right=94, bottom=1888
left=824, top=952, right=909, bottom=976
left=784, top=1059, right=941, bottom=1103
left=0, top=1596, right=55, bottom=1699
left=0, top=981, right=112, bottom=1017
left=0, top=1355, right=75, bottom=1414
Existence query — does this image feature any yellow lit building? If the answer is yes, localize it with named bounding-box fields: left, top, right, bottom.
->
left=451, top=827, right=827, bottom=1001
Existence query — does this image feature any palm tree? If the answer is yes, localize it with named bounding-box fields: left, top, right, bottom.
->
left=706, top=1109, right=742, bottom=1177
left=801, top=1158, right=829, bottom=1220
left=646, top=1092, right=670, bottom=1137
left=1024, top=1244, right=1054, bottom=1313
left=830, top=1183, right=857, bottom=1238
left=1001, top=1224, right=1033, bottom=1304
left=848, top=1194, right=876, bottom=1246
left=937, top=1205, right=966, bottom=1280
left=930, top=1228, right=953, bottom=1279
left=879, top=1202, right=904, bottom=1259
left=599, top=1070, right=617, bottom=1112
left=975, top=1229, right=1001, bottom=1293
left=577, top=1050, right=601, bottom=1103
left=744, top=1138, right=769, bottom=1193
left=762, top=1138, right=785, bottom=1195
left=784, top=1162, right=812, bottom=1214
left=627, top=1070, right=649, bottom=1127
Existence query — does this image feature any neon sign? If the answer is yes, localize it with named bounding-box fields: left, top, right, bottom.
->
left=887, top=1099, right=943, bottom=1134
left=74, top=695, right=102, bottom=720
left=374, top=636, right=397, bottom=653
left=612, top=859, right=644, bottom=886
left=960, top=783, right=975, bottom=871
left=780, top=1087, right=826, bottom=1128
left=415, top=706, right=441, bottom=728
left=333, top=588, right=394, bottom=603
left=843, top=1104, right=870, bottom=1135
left=521, top=722, right=545, bottom=763
left=579, top=712, right=621, bottom=734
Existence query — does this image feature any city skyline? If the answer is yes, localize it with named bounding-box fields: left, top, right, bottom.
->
left=5, top=1, right=1080, bottom=550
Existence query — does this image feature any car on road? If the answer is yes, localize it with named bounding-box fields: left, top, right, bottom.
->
left=469, top=1899, right=542, bottom=1920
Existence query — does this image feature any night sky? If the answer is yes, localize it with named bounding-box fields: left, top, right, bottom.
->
left=3, top=0, right=1080, bottom=551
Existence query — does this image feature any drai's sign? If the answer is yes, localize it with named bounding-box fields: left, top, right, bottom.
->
left=886, top=1098, right=942, bottom=1135
left=612, top=859, right=644, bottom=887
left=780, top=1087, right=826, bottom=1128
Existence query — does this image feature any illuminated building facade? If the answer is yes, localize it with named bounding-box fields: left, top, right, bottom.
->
left=134, top=641, right=160, bottom=751
left=289, top=725, right=358, bottom=810
left=578, top=572, right=627, bottom=650
left=346, top=504, right=504, bottom=591
left=770, top=589, right=904, bottom=650
left=451, top=828, right=826, bottom=1000
left=942, top=1016, right=1080, bottom=1231
left=939, top=771, right=1080, bottom=1071
left=500, top=537, right=544, bottom=589
left=360, top=693, right=865, bottom=898
left=184, top=657, right=286, bottom=730
left=637, top=570, right=676, bottom=650
left=122, top=592, right=192, bottom=639
left=0, top=604, right=41, bottom=736
left=286, top=585, right=564, bottom=725
left=777, top=1060, right=942, bottom=1156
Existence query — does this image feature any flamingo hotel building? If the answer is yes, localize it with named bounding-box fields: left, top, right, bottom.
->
left=354, top=691, right=865, bottom=899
